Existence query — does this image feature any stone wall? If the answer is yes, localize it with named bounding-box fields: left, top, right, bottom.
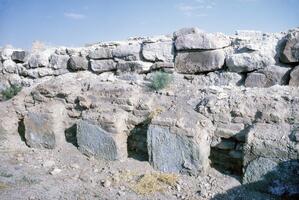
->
left=1, top=27, right=299, bottom=197
left=1, top=27, right=299, bottom=93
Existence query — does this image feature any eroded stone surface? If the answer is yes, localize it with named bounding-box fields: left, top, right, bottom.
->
left=175, top=50, right=225, bottom=73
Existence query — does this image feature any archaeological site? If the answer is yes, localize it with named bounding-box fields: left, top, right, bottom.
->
left=0, top=27, right=299, bottom=200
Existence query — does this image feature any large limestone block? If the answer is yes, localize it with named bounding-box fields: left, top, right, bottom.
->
left=289, top=65, right=299, bottom=86
left=173, top=27, right=202, bottom=39
left=142, top=41, right=174, bottom=62
left=27, top=49, right=53, bottom=68
left=147, top=106, right=212, bottom=175
left=49, top=54, right=69, bottom=70
left=90, top=59, right=117, bottom=73
left=24, top=112, right=56, bottom=149
left=245, top=65, right=290, bottom=87
left=175, top=32, right=231, bottom=50
left=175, top=50, right=225, bottom=74
left=111, top=43, right=141, bottom=60
left=244, top=123, right=297, bottom=167
left=88, top=47, right=113, bottom=59
left=280, top=30, right=299, bottom=63
left=242, top=123, right=299, bottom=195
left=24, top=102, right=67, bottom=149
left=11, top=50, right=28, bottom=63
left=68, top=56, right=88, bottom=71
left=226, top=52, right=275, bottom=73
left=77, top=120, right=128, bottom=161
left=243, top=157, right=299, bottom=196
left=2, top=60, right=18, bottom=74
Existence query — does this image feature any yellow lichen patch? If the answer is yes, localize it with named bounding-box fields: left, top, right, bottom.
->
left=131, top=172, right=178, bottom=195
left=0, top=182, right=9, bottom=190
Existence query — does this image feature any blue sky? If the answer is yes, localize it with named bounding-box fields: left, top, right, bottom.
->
left=0, top=0, right=298, bottom=49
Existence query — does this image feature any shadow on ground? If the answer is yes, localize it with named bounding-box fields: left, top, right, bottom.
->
left=212, top=160, right=299, bottom=200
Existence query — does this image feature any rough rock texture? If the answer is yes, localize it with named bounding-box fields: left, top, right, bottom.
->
left=24, top=102, right=67, bottom=149
left=245, top=65, right=290, bottom=87
left=147, top=105, right=212, bottom=175
left=175, top=32, right=231, bottom=50
left=77, top=120, right=128, bottom=161
left=226, top=52, right=275, bottom=72
left=1, top=27, right=299, bottom=199
left=68, top=56, right=89, bottom=71
left=142, top=41, right=173, bottom=62
left=280, top=29, right=299, bottom=63
left=175, top=50, right=225, bottom=73
left=90, top=59, right=116, bottom=73
left=24, top=112, right=56, bottom=149
left=243, top=123, right=299, bottom=195
left=11, top=50, right=28, bottom=63
left=289, top=65, right=299, bottom=86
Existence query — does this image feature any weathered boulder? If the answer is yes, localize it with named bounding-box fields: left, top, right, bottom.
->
left=111, top=43, right=141, bottom=60
left=173, top=27, right=202, bottom=39
left=195, top=86, right=299, bottom=130
left=76, top=120, right=128, bottom=161
left=24, top=102, right=67, bottom=149
left=244, top=158, right=299, bottom=196
left=11, top=51, right=28, bottom=63
left=231, top=30, right=284, bottom=62
left=280, top=30, right=299, bottom=63
left=245, top=65, right=290, bottom=87
left=0, top=46, right=14, bottom=60
left=175, top=50, right=225, bottom=74
left=243, top=123, right=299, bottom=195
left=244, top=123, right=297, bottom=166
left=49, top=54, right=69, bottom=70
left=142, top=41, right=174, bottom=62
left=88, top=47, right=113, bottom=59
left=226, top=52, right=275, bottom=73
left=2, top=60, right=18, bottom=74
left=27, top=50, right=53, bottom=68
left=90, top=59, right=116, bottom=73
left=25, top=68, right=54, bottom=78
left=24, top=112, right=56, bottom=149
left=68, top=56, right=88, bottom=71
left=147, top=105, right=212, bottom=175
left=289, top=65, right=299, bottom=86
left=175, top=32, right=231, bottom=50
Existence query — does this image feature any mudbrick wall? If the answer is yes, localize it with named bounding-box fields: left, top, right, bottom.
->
left=0, top=27, right=299, bottom=197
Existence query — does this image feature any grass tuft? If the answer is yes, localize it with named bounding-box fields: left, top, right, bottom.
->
left=1, top=84, right=22, bottom=101
left=149, top=71, right=172, bottom=91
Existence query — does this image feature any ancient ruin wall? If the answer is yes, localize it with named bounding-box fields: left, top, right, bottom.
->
left=1, top=27, right=299, bottom=197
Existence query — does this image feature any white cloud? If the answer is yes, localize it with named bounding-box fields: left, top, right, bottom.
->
left=176, top=0, right=215, bottom=17
left=64, top=12, right=86, bottom=20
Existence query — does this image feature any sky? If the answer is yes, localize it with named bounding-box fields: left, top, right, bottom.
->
left=0, top=0, right=298, bottom=49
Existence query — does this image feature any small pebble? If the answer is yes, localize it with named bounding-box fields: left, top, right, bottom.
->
left=49, top=168, right=62, bottom=175
left=101, top=180, right=111, bottom=187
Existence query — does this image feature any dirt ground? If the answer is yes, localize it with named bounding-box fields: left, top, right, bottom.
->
left=0, top=138, right=279, bottom=200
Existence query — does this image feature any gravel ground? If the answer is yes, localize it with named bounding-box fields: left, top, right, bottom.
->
left=0, top=140, right=279, bottom=200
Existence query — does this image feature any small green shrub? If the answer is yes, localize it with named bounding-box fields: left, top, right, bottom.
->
left=150, top=71, right=172, bottom=91
left=1, top=85, right=22, bottom=100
